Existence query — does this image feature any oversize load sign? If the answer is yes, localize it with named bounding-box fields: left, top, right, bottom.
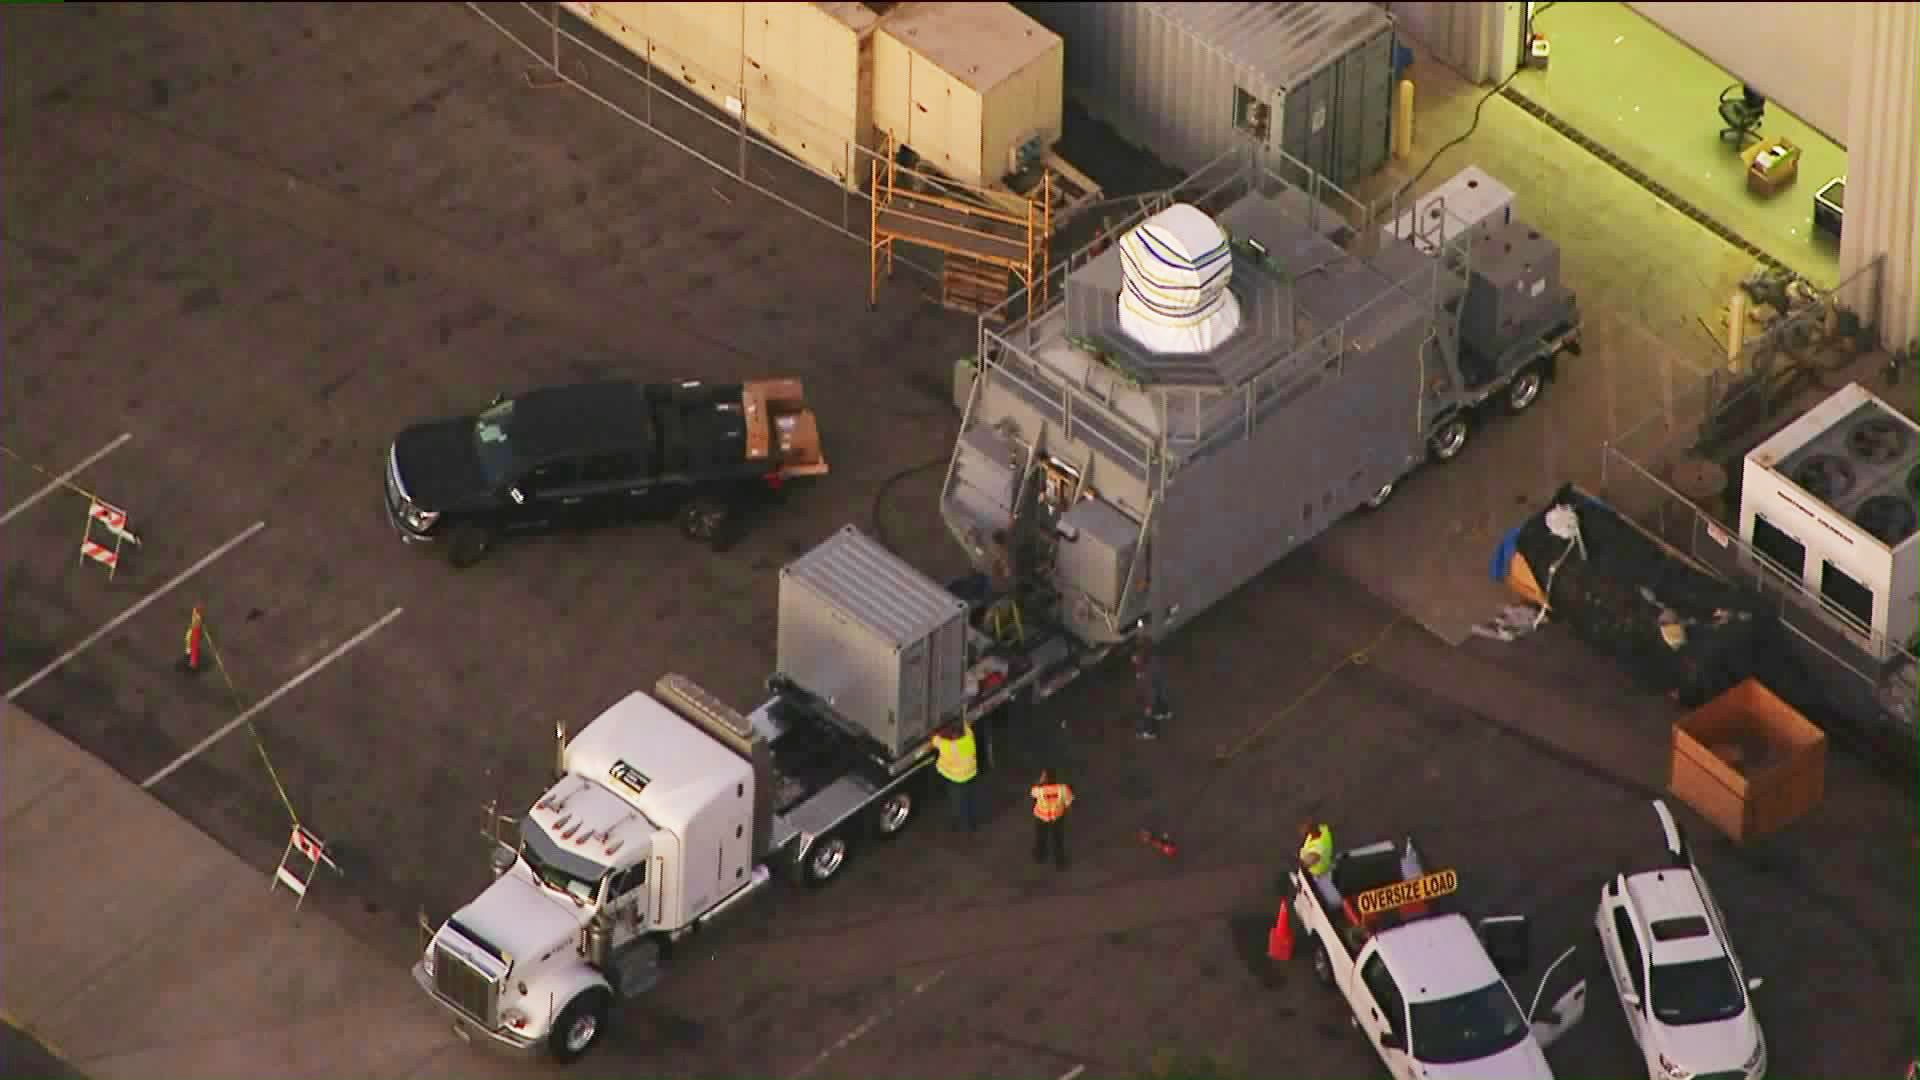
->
left=1353, top=868, right=1459, bottom=917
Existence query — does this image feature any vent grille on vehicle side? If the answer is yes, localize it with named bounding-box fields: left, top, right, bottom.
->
left=434, top=943, right=498, bottom=1026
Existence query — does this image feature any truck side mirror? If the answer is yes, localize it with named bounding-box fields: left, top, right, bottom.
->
left=1379, top=1029, right=1405, bottom=1052
left=1621, top=989, right=1641, bottom=1008
left=490, top=393, right=505, bottom=407
left=1747, top=977, right=1764, bottom=992
left=490, top=844, right=515, bottom=878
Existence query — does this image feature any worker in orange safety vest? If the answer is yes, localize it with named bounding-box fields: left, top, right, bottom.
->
left=1029, top=768, right=1074, bottom=870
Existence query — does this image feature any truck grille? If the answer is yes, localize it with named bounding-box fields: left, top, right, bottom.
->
left=433, top=943, right=498, bottom=1025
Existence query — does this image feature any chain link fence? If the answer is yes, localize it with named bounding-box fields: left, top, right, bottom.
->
left=467, top=2, right=938, bottom=281
left=1595, top=253, right=1912, bottom=707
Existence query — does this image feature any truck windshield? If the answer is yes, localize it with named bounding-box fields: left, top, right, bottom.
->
left=519, top=817, right=608, bottom=904
left=473, top=399, right=516, bottom=487
left=1649, top=958, right=1745, bottom=1026
left=1409, top=980, right=1529, bottom=1065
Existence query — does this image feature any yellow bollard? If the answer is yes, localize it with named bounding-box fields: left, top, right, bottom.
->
left=1726, top=290, right=1747, bottom=371
left=1394, top=79, right=1415, bottom=159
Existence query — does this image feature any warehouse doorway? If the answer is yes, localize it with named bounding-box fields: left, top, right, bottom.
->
left=1504, top=2, right=1847, bottom=287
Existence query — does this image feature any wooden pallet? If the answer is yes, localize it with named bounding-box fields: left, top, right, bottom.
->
left=942, top=257, right=1011, bottom=320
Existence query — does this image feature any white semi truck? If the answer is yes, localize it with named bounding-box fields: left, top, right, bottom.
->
left=414, top=525, right=1121, bottom=1062
left=1286, top=832, right=1588, bottom=1079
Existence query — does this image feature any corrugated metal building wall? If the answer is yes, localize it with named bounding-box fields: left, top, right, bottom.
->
left=1022, top=2, right=1398, bottom=186
left=1385, top=1, right=1521, bottom=84
left=1839, top=0, right=1918, bottom=351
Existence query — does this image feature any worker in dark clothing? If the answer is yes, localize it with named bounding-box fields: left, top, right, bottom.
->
left=1029, top=767, right=1073, bottom=870
left=987, top=528, right=1016, bottom=595
left=1133, top=639, right=1169, bottom=740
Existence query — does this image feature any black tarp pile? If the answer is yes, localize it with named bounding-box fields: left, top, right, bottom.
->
left=1505, top=484, right=1768, bottom=707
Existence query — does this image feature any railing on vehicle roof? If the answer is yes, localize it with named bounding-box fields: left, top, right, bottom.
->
left=965, top=143, right=1475, bottom=476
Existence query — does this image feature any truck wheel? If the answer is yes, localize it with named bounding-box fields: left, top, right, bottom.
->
left=1311, top=937, right=1335, bottom=987
left=447, top=525, right=493, bottom=569
left=548, top=988, right=610, bottom=1064
left=1505, top=365, right=1545, bottom=414
left=871, top=788, right=914, bottom=841
left=802, top=831, right=850, bottom=886
left=1361, top=480, right=1397, bottom=510
left=1427, top=416, right=1471, bottom=463
left=678, top=497, right=731, bottom=547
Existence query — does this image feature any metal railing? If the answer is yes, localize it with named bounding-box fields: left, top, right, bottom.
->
left=1594, top=247, right=1906, bottom=691
left=467, top=3, right=937, bottom=281
left=1598, top=446, right=1910, bottom=685
left=968, top=143, right=1474, bottom=481
left=1601, top=254, right=1890, bottom=476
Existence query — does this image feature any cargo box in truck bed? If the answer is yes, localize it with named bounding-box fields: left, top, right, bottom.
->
left=777, top=525, right=971, bottom=761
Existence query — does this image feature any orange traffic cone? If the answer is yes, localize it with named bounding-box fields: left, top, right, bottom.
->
left=175, top=607, right=204, bottom=676
left=1267, top=907, right=1295, bottom=963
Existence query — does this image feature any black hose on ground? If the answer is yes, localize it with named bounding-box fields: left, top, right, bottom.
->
left=870, top=456, right=948, bottom=555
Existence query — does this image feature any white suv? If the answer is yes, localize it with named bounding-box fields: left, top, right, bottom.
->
left=1595, top=800, right=1766, bottom=1080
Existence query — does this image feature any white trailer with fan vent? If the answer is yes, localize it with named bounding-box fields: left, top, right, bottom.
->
left=1739, top=381, right=1920, bottom=651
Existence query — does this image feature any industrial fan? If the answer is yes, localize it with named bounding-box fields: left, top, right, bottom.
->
left=1845, top=416, right=1911, bottom=465
left=1853, top=495, right=1918, bottom=546
left=1791, top=454, right=1856, bottom=502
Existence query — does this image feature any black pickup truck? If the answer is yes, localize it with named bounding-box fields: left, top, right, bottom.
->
left=384, top=378, right=828, bottom=567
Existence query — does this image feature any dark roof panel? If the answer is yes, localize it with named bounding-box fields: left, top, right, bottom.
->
left=509, top=381, right=652, bottom=461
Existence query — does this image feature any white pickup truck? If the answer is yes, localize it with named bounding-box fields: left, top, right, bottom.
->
left=1287, top=834, right=1587, bottom=1079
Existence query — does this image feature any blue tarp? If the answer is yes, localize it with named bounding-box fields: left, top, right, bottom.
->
left=1489, top=527, right=1523, bottom=582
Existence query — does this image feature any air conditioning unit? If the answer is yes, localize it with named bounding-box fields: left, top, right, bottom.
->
left=1740, top=382, right=1919, bottom=649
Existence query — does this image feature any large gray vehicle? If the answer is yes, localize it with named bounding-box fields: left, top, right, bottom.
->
left=416, top=150, right=1584, bottom=1066
left=942, top=148, right=1582, bottom=649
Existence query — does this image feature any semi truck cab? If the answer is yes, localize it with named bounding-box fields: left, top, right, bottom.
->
left=415, top=689, right=769, bottom=1062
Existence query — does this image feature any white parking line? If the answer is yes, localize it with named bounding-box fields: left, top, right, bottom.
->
left=141, top=606, right=403, bottom=790
left=1058, top=1067, right=1086, bottom=1080
left=0, top=432, right=133, bottom=526
left=5, top=522, right=267, bottom=702
left=788, top=968, right=949, bottom=1080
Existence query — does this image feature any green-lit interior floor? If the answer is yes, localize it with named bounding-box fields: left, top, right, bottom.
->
left=1508, top=1, right=1845, bottom=287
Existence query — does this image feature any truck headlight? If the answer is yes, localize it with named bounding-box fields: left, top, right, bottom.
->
left=500, top=1006, right=532, bottom=1031
left=402, top=504, right=439, bottom=532
left=1658, top=1054, right=1693, bottom=1080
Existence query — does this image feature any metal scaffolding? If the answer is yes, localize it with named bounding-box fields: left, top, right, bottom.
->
left=869, top=133, right=1051, bottom=320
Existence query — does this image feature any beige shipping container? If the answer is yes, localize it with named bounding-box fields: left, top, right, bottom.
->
left=873, top=2, right=1063, bottom=188
left=568, top=2, right=882, bottom=189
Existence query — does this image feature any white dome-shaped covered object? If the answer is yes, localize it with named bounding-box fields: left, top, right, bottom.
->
left=1117, top=203, right=1241, bottom=354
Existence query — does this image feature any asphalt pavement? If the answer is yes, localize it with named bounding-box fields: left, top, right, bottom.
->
left=1, top=5, right=1914, bottom=1079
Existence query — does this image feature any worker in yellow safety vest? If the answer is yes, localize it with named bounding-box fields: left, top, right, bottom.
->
left=1029, top=768, right=1074, bottom=870
left=931, top=720, right=979, bottom=833
left=1299, top=821, right=1341, bottom=907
